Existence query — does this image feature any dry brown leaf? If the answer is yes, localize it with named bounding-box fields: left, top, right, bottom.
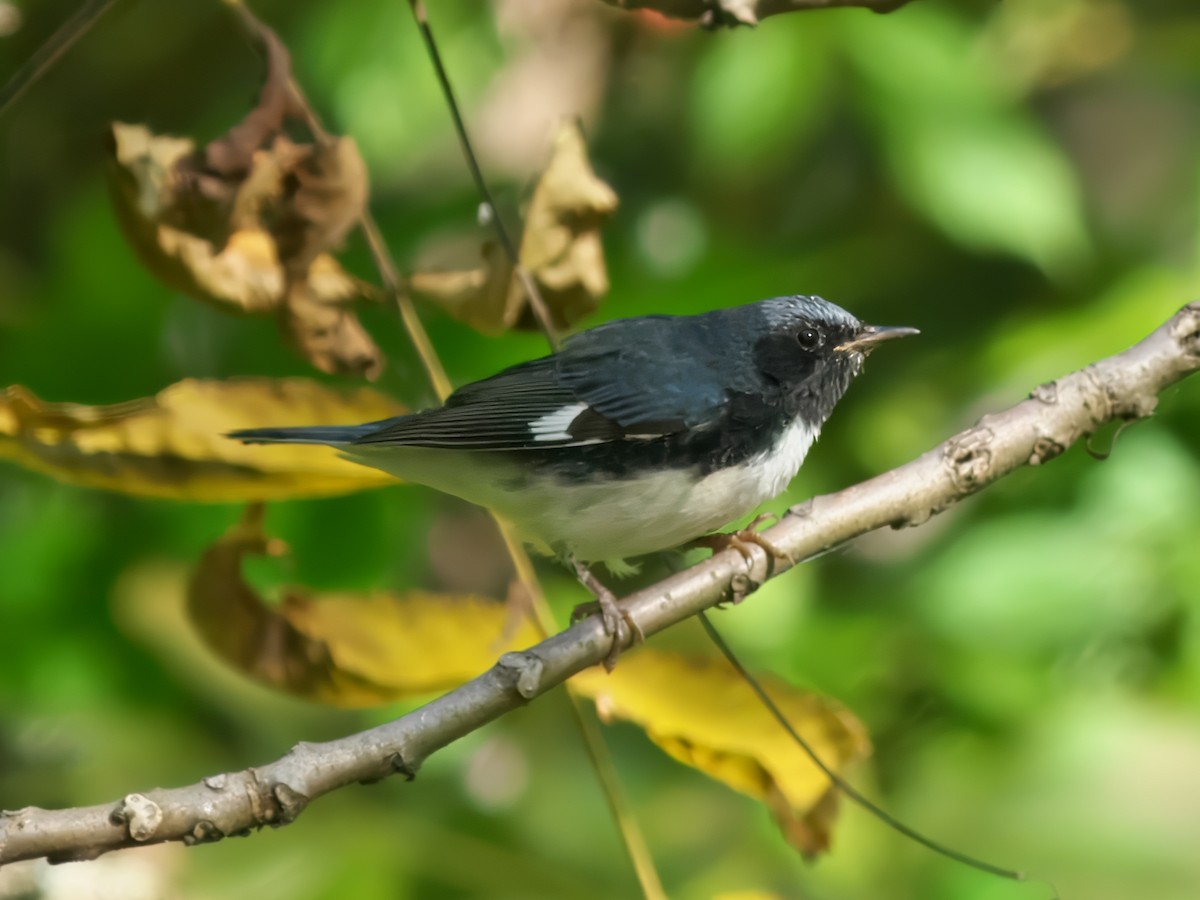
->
left=187, top=507, right=541, bottom=706
left=280, top=280, right=382, bottom=378
left=199, top=25, right=297, bottom=181
left=279, top=136, right=370, bottom=276
left=0, top=379, right=402, bottom=501
left=106, top=22, right=381, bottom=379
left=409, top=241, right=513, bottom=335
left=572, top=650, right=871, bottom=857
left=227, top=138, right=313, bottom=235
left=411, top=120, right=617, bottom=334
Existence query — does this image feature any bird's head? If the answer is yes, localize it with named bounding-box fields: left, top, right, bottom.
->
left=753, top=295, right=918, bottom=422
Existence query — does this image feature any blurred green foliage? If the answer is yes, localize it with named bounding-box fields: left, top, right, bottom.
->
left=2, top=0, right=1200, bottom=898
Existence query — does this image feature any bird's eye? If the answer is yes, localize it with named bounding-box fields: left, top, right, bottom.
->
left=796, top=327, right=822, bottom=351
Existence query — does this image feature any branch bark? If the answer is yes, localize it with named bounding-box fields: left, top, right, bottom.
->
left=3, top=302, right=1198, bottom=866
left=599, top=0, right=917, bottom=28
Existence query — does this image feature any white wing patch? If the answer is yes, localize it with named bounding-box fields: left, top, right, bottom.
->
left=529, top=402, right=587, bottom=442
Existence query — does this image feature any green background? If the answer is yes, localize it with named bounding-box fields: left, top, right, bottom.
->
left=2, top=0, right=1200, bottom=897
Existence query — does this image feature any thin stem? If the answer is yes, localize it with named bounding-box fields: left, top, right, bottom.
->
left=406, top=0, right=561, bottom=350
left=697, top=612, right=1042, bottom=888
left=359, top=216, right=454, bottom=400
left=496, top=523, right=668, bottom=900
left=0, top=0, right=120, bottom=119
left=562, top=691, right=668, bottom=899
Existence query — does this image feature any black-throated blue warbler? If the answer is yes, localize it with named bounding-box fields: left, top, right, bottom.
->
left=231, top=295, right=916, bottom=667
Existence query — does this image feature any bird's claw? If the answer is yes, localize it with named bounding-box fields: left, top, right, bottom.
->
left=692, top=513, right=794, bottom=568
left=572, top=595, right=644, bottom=671
left=569, top=563, right=644, bottom=671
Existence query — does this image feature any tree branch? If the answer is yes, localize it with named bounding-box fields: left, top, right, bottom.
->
left=598, top=0, right=917, bottom=28
left=0, top=0, right=120, bottom=120
left=3, top=302, right=1197, bottom=866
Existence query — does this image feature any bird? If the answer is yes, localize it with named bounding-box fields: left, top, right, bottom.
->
left=231, top=295, right=917, bottom=668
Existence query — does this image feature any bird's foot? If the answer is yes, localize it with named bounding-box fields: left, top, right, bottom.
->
left=691, top=513, right=794, bottom=569
left=569, top=561, right=644, bottom=671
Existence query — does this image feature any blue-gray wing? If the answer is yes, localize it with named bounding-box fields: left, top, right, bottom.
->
left=351, top=315, right=742, bottom=451
left=553, top=314, right=733, bottom=430
left=352, top=357, right=585, bottom=449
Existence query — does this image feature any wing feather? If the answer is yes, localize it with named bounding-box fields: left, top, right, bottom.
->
left=352, top=314, right=742, bottom=451
left=352, top=357, right=614, bottom=450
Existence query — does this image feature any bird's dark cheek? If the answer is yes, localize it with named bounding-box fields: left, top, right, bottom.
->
left=753, top=334, right=818, bottom=385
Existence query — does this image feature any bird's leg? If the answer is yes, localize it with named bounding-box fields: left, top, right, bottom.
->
left=691, top=513, right=794, bottom=569
left=568, top=559, right=643, bottom=671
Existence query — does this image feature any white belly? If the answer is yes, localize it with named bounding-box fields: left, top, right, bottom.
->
left=349, top=419, right=818, bottom=562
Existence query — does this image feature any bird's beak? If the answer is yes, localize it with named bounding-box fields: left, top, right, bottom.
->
left=835, top=324, right=920, bottom=354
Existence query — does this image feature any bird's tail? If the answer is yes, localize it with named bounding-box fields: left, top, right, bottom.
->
left=228, top=425, right=378, bottom=446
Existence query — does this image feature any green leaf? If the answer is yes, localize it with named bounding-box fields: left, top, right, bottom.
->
left=842, top=5, right=1089, bottom=274
left=689, top=22, right=831, bottom=179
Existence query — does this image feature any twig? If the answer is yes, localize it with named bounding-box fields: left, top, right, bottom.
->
left=407, top=0, right=561, bottom=350
left=697, top=613, right=1034, bottom=885
left=495, top=523, right=667, bottom=900
left=0, top=0, right=120, bottom=119
left=358, top=215, right=454, bottom=400
left=598, top=0, right=916, bottom=27
left=5, top=303, right=1197, bottom=865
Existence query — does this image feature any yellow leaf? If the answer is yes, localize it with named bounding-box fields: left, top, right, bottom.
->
left=411, top=120, right=617, bottom=334
left=0, top=379, right=402, bottom=501
left=187, top=507, right=540, bottom=706
left=572, top=650, right=871, bottom=857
